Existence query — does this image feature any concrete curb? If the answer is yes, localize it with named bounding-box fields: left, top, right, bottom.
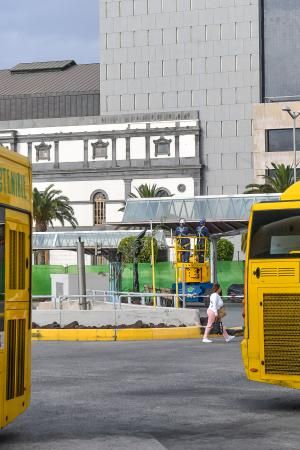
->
left=32, top=326, right=243, bottom=341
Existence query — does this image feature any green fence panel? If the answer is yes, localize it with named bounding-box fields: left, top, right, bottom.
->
left=32, top=261, right=244, bottom=296
left=217, top=261, right=244, bottom=294
left=120, top=261, right=244, bottom=293
left=121, top=262, right=175, bottom=291
left=32, top=265, right=110, bottom=296
left=32, top=265, right=65, bottom=296
left=67, top=265, right=109, bottom=274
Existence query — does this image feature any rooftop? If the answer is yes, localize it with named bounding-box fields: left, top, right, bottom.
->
left=0, top=60, right=100, bottom=96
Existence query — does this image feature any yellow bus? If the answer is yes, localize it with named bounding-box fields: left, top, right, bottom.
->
left=242, top=182, right=300, bottom=389
left=0, top=146, right=32, bottom=428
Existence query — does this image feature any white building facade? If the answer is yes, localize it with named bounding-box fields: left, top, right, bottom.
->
left=0, top=116, right=200, bottom=223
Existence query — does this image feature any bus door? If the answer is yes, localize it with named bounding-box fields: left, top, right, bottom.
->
left=3, top=209, right=31, bottom=426
left=249, top=261, right=300, bottom=382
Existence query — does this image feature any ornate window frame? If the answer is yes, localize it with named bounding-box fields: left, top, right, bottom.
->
left=153, top=136, right=172, bottom=157
left=92, top=190, right=108, bottom=225
left=35, top=141, right=51, bottom=161
left=91, top=140, right=109, bottom=159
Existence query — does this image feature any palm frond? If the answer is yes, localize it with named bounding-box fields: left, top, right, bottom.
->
left=33, top=184, right=78, bottom=231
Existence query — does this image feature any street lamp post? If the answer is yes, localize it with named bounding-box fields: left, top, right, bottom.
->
left=282, top=107, right=300, bottom=183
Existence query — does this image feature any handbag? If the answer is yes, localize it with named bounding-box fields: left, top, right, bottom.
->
left=218, top=306, right=226, bottom=319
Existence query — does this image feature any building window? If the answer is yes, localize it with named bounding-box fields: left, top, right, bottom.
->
left=35, top=141, right=51, bottom=161
left=92, top=140, right=109, bottom=159
left=93, top=191, right=107, bottom=225
left=266, top=129, right=300, bottom=152
left=263, top=0, right=300, bottom=100
left=154, top=137, right=172, bottom=157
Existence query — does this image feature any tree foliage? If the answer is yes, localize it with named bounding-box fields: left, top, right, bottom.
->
left=244, top=163, right=294, bottom=194
left=33, top=184, right=78, bottom=232
left=241, top=232, right=248, bottom=254
left=117, top=236, right=158, bottom=263
left=129, top=183, right=173, bottom=198
left=119, top=183, right=173, bottom=211
left=217, top=238, right=234, bottom=261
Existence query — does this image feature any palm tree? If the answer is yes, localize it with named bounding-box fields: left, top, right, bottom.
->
left=244, top=163, right=294, bottom=194
left=243, top=163, right=295, bottom=256
left=119, top=183, right=173, bottom=211
left=128, top=183, right=172, bottom=198
left=33, top=184, right=78, bottom=264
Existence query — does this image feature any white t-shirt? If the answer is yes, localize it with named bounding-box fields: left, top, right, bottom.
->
left=208, top=292, right=224, bottom=315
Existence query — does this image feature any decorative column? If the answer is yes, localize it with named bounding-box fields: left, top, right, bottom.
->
left=195, top=133, right=201, bottom=162
left=27, top=142, right=32, bottom=162
left=124, top=178, right=132, bottom=199
left=126, top=137, right=131, bottom=165
left=112, top=137, right=117, bottom=167
left=175, top=121, right=180, bottom=160
left=11, top=131, right=17, bottom=152
left=145, top=123, right=151, bottom=167
left=194, top=176, right=201, bottom=196
left=54, top=140, right=59, bottom=169
left=83, top=139, right=89, bottom=168
left=175, top=135, right=180, bottom=160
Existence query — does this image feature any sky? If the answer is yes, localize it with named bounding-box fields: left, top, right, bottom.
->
left=0, top=0, right=99, bottom=69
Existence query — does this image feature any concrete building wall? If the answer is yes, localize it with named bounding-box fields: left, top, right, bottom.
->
left=253, top=102, right=300, bottom=182
left=100, top=0, right=261, bottom=194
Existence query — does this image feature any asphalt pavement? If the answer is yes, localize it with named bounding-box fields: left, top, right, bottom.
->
left=1, top=339, right=300, bottom=450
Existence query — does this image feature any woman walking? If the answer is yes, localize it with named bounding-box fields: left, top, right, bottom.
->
left=202, top=283, right=235, bottom=343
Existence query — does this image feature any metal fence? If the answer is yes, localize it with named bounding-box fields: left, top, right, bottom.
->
left=32, top=292, right=244, bottom=310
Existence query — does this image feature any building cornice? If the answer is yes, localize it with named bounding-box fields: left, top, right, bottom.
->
left=0, top=110, right=200, bottom=130
left=32, top=164, right=202, bottom=182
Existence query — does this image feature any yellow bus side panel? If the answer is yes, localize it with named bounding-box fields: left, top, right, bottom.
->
left=0, top=147, right=31, bottom=213
left=243, top=259, right=300, bottom=389
left=1, top=308, right=31, bottom=429
left=5, top=210, right=31, bottom=303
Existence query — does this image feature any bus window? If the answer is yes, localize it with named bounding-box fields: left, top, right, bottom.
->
left=250, top=209, right=300, bottom=259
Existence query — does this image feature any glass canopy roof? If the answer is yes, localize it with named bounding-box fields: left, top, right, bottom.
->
left=122, top=193, right=281, bottom=235
left=32, top=230, right=167, bottom=250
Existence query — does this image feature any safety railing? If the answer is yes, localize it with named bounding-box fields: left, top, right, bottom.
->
left=174, top=235, right=209, bottom=264
left=32, top=293, right=115, bottom=310
left=32, top=292, right=244, bottom=311
left=32, top=295, right=61, bottom=310
left=118, top=292, right=190, bottom=309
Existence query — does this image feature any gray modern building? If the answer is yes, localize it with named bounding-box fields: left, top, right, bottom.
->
left=100, top=0, right=261, bottom=195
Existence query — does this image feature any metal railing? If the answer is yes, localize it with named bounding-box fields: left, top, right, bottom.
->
left=32, top=293, right=114, bottom=310
left=33, top=292, right=244, bottom=311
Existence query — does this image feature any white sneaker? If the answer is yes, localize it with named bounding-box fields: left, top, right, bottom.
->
left=225, top=335, right=235, bottom=343
left=202, top=338, right=213, bottom=343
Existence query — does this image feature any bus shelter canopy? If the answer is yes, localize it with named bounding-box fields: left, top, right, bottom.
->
left=122, top=194, right=281, bottom=235
left=32, top=230, right=167, bottom=251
